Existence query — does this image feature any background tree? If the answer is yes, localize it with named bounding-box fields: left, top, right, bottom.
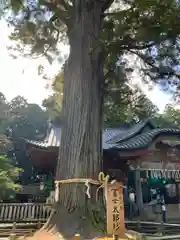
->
left=153, top=105, right=180, bottom=128
left=0, top=93, right=13, bottom=155
left=1, top=95, right=48, bottom=140
left=6, top=0, right=180, bottom=235
left=162, top=105, right=180, bottom=127
left=0, top=134, right=12, bottom=154
left=0, top=93, right=48, bottom=185
left=0, top=155, right=21, bottom=201
left=104, top=87, right=158, bottom=127
left=43, top=73, right=159, bottom=127
left=0, top=93, right=9, bottom=133
left=7, top=98, right=48, bottom=184
left=42, top=72, right=64, bottom=125
left=9, top=95, right=28, bottom=118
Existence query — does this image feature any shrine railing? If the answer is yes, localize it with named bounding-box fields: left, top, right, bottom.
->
left=0, top=203, right=52, bottom=223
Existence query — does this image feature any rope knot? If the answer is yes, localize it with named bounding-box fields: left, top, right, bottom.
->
left=96, top=172, right=110, bottom=202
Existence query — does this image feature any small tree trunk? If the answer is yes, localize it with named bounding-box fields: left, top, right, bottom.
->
left=46, top=2, right=106, bottom=237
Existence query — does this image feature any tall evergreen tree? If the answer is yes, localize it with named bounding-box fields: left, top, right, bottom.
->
left=6, top=0, right=180, bottom=235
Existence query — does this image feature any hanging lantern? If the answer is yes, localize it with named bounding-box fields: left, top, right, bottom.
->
left=40, top=182, right=44, bottom=190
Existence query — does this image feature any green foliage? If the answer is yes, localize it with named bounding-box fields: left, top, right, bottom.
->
left=0, top=93, right=9, bottom=129
left=104, top=0, right=180, bottom=83
left=152, top=105, right=180, bottom=128
left=42, top=72, right=63, bottom=125
left=43, top=70, right=180, bottom=129
left=4, top=0, right=180, bottom=155
left=4, top=0, right=180, bottom=138
left=9, top=95, right=28, bottom=118
left=0, top=93, right=48, bottom=139
left=0, top=155, right=21, bottom=200
left=0, top=92, right=48, bottom=185
left=5, top=0, right=180, bottom=97
left=104, top=86, right=158, bottom=127
left=163, top=105, right=180, bottom=127
left=0, top=134, right=12, bottom=154
left=42, top=71, right=158, bottom=127
left=9, top=102, right=48, bottom=139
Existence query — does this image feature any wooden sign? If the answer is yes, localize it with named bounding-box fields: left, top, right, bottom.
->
left=106, top=182, right=125, bottom=236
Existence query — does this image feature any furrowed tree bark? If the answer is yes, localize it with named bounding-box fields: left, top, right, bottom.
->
left=46, top=1, right=112, bottom=237
left=57, top=1, right=104, bottom=209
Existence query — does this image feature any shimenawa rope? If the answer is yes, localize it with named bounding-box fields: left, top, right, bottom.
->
left=54, top=172, right=110, bottom=202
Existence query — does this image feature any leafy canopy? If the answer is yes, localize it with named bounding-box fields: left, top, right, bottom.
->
left=43, top=71, right=159, bottom=127
left=104, top=87, right=158, bottom=127
left=6, top=0, right=180, bottom=100
left=153, top=105, right=180, bottom=128
left=0, top=93, right=48, bottom=139
left=42, top=72, right=63, bottom=125
left=0, top=92, right=48, bottom=185
left=0, top=155, right=21, bottom=200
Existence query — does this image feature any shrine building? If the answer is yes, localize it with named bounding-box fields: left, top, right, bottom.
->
left=23, top=119, right=180, bottom=211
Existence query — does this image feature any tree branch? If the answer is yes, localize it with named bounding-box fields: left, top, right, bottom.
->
left=101, top=0, right=114, bottom=13
left=128, top=49, right=180, bottom=79
left=44, top=0, right=72, bottom=27
left=103, top=6, right=134, bottom=17
left=106, top=38, right=157, bottom=53
left=121, top=42, right=156, bottom=50
left=57, top=0, right=72, bottom=11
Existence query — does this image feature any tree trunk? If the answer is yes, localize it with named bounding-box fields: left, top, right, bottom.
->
left=46, top=2, right=107, bottom=238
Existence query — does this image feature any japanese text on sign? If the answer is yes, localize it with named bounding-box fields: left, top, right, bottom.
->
left=107, top=183, right=125, bottom=235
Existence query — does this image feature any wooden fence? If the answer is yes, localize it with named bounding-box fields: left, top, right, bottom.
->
left=0, top=203, right=52, bottom=223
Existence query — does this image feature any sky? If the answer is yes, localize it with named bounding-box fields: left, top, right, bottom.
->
left=0, top=20, right=61, bottom=105
left=0, top=19, right=174, bottom=112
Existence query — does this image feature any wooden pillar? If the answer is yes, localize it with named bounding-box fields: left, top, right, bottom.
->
left=175, top=182, right=180, bottom=212
left=135, top=164, right=143, bottom=216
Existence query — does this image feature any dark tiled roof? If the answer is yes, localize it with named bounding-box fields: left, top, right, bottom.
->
left=103, top=128, right=126, bottom=149
left=107, top=119, right=155, bottom=144
left=25, top=127, right=61, bottom=148
left=25, top=122, right=180, bottom=151
left=113, top=128, right=180, bottom=150
left=25, top=127, right=123, bottom=150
